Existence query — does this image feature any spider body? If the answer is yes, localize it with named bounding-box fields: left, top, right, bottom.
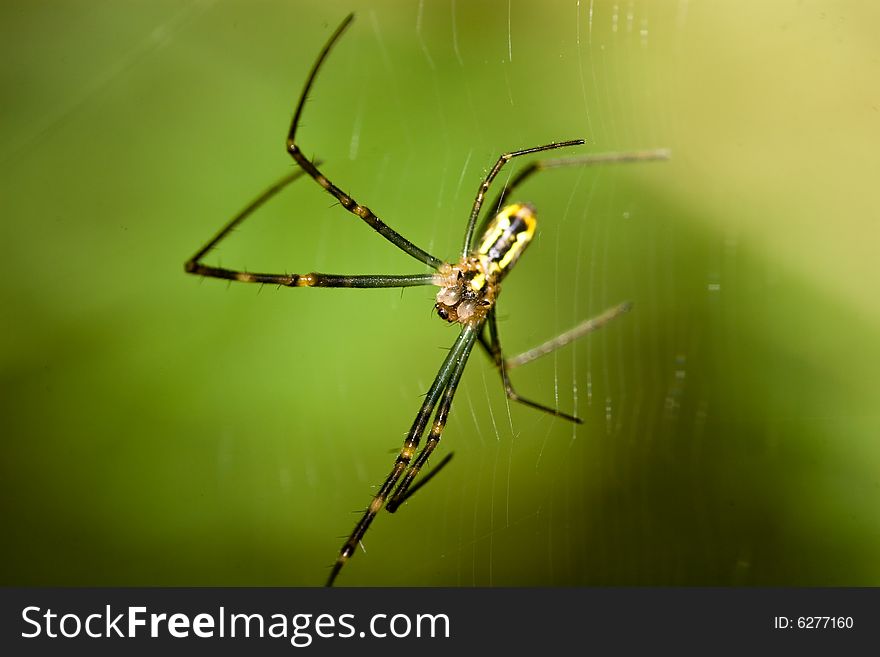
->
left=434, top=203, right=536, bottom=325
left=185, top=13, right=668, bottom=586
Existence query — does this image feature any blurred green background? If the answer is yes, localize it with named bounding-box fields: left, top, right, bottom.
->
left=2, top=0, right=878, bottom=586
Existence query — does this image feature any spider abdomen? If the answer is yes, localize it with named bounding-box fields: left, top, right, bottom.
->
left=476, top=202, right=537, bottom=277
left=433, top=203, right=536, bottom=325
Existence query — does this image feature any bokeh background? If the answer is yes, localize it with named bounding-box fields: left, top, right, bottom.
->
left=2, top=0, right=878, bottom=586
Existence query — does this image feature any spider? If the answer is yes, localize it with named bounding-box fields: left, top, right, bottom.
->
left=185, top=13, right=669, bottom=586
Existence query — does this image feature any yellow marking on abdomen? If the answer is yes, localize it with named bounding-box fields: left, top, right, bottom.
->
left=476, top=203, right=537, bottom=276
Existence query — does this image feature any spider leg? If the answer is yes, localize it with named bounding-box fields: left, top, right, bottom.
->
left=461, top=140, right=585, bottom=257
left=286, top=14, right=443, bottom=270
left=477, top=148, right=671, bottom=240
left=389, top=453, right=454, bottom=508
left=505, top=301, right=632, bottom=369
left=386, top=322, right=479, bottom=512
left=186, top=169, right=307, bottom=269
left=184, top=170, right=438, bottom=289
left=482, top=308, right=583, bottom=424
left=189, top=266, right=435, bottom=289
left=326, top=323, right=480, bottom=586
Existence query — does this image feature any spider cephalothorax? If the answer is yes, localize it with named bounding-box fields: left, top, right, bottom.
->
left=434, top=202, right=537, bottom=325
left=433, top=259, right=495, bottom=324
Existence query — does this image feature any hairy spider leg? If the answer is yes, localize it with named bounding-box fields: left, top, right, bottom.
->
left=460, top=140, right=585, bottom=259
left=477, top=148, right=671, bottom=242
left=285, top=13, right=443, bottom=270
left=326, top=323, right=480, bottom=586
left=185, top=14, right=440, bottom=290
